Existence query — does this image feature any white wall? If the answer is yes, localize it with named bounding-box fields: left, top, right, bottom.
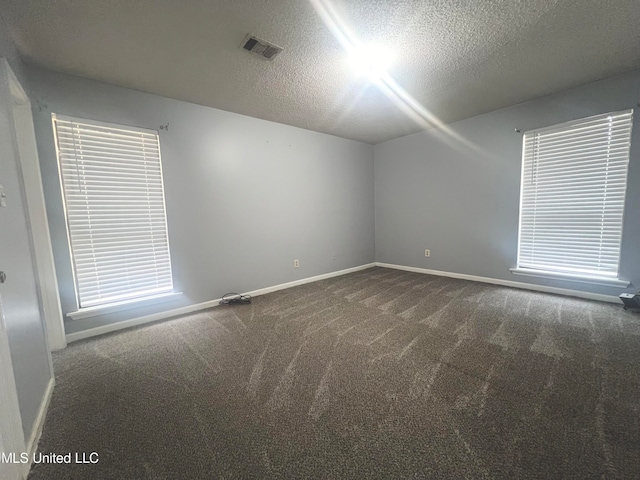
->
left=26, top=65, right=375, bottom=335
left=374, top=69, right=640, bottom=296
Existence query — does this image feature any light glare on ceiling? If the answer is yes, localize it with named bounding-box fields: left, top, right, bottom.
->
left=309, top=0, right=483, bottom=152
left=348, top=45, right=393, bottom=81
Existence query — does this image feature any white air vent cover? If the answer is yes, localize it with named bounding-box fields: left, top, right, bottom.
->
left=240, top=34, right=283, bottom=60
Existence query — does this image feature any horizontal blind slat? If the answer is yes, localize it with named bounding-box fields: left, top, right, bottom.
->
left=57, top=132, right=161, bottom=149
left=79, top=279, right=174, bottom=296
left=526, top=139, right=627, bottom=157
left=56, top=123, right=157, bottom=141
left=75, top=256, right=171, bottom=273
left=58, top=148, right=161, bottom=165
left=81, top=286, right=174, bottom=307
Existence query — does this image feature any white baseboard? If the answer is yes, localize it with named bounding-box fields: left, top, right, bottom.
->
left=243, top=263, right=375, bottom=297
left=65, top=298, right=223, bottom=344
left=66, top=260, right=622, bottom=344
left=375, top=262, right=622, bottom=304
left=66, top=263, right=376, bottom=343
left=21, top=376, right=55, bottom=479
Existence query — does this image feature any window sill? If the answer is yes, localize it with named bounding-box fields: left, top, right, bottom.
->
left=67, top=292, right=183, bottom=321
left=509, top=268, right=629, bottom=288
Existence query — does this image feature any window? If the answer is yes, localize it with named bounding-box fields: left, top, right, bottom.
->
left=515, top=109, right=633, bottom=284
left=53, top=114, right=174, bottom=310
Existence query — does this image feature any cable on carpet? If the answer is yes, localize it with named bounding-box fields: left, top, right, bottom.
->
left=219, top=293, right=252, bottom=305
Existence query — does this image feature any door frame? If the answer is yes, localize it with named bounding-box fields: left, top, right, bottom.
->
left=0, top=295, right=26, bottom=480
left=0, top=58, right=61, bottom=479
left=1, top=58, right=66, bottom=351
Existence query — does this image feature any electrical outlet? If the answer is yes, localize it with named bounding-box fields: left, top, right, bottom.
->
left=294, top=259, right=299, bottom=268
left=424, top=249, right=430, bottom=257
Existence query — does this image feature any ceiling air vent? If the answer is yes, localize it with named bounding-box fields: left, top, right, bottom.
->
left=241, top=34, right=283, bottom=60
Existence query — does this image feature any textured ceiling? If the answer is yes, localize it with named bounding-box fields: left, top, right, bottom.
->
left=2, top=0, right=640, bottom=144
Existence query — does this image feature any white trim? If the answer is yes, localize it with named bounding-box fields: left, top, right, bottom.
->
left=0, top=295, right=27, bottom=480
left=67, top=292, right=183, bottom=321
left=242, top=263, right=375, bottom=297
left=63, top=260, right=627, bottom=343
left=3, top=60, right=66, bottom=352
left=20, top=377, right=54, bottom=479
left=66, top=263, right=376, bottom=343
left=509, top=268, right=629, bottom=288
left=375, top=262, right=622, bottom=304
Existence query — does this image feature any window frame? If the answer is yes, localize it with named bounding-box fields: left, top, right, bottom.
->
left=52, top=113, right=178, bottom=316
left=511, top=109, right=633, bottom=287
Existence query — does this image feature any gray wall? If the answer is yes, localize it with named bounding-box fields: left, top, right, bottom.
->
left=374, top=69, right=640, bottom=296
left=0, top=15, right=26, bottom=85
left=0, top=16, right=53, bottom=439
left=26, top=66, right=375, bottom=334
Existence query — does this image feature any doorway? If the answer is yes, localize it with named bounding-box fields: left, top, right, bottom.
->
left=0, top=58, right=59, bottom=479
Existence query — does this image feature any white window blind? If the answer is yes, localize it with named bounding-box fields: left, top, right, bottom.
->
left=53, top=114, right=174, bottom=309
left=517, top=109, right=633, bottom=280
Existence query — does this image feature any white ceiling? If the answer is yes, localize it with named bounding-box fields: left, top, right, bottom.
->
left=2, top=0, right=640, bottom=144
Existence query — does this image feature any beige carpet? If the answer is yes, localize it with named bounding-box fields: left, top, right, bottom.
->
left=29, top=267, right=640, bottom=479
